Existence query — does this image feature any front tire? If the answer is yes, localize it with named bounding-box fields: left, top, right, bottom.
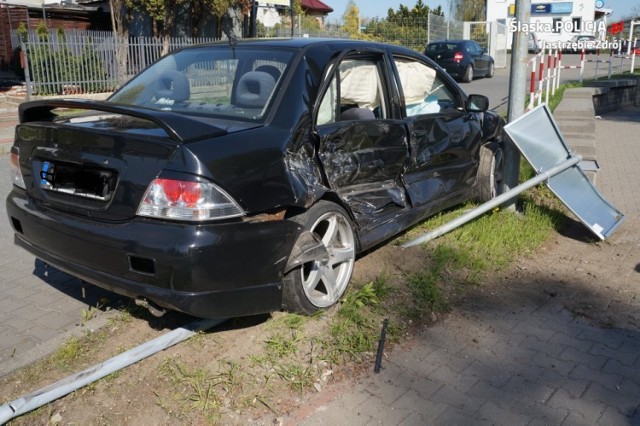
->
left=283, top=201, right=356, bottom=315
left=476, top=142, right=504, bottom=203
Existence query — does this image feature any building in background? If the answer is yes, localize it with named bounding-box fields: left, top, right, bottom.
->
left=486, top=0, right=613, bottom=48
left=257, top=0, right=333, bottom=29
left=0, top=0, right=109, bottom=69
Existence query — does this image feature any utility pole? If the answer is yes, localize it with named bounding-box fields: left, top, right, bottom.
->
left=504, top=0, right=531, bottom=208
left=250, top=1, right=258, bottom=37
left=290, top=0, right=295, bottom=37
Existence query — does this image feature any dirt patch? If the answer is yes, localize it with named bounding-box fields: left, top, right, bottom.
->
left=1, top=217, right=638, bottom=425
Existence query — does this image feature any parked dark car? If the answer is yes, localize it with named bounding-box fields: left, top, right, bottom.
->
left=424, top=39, right=495, bottom=83
left=564, top=34, right=597, bottom=54
left=528, top=32, right=542, bottom=54
left=7, top=38, right=505, bottom=319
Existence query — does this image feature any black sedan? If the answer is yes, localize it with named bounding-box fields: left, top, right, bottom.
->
left=424, top=39, right=495, bottom=83
left=7, top=38, right=505, bottom=318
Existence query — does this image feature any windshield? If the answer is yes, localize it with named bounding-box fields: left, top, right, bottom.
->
left=109, top=46, right=293, bottom=122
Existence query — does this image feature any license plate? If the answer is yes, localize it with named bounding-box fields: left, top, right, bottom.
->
left=40, top=161, right=55, bottom=189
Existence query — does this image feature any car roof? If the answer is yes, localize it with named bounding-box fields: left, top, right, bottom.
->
left=186, top=37, right=413, bottom=53
left=428, top=40, right=468, bottom=44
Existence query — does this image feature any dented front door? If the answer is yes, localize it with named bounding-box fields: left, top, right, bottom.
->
left=314, top=54, right=410, bottom=226
left=393, top=56, right=482, bottom=207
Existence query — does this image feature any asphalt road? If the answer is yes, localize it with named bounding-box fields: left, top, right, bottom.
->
left=460, top=51, right=628, bottom=115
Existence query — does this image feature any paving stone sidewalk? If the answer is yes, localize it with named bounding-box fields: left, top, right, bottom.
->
left=0, top=150, right=122, bottom=376
left=290, top=109, right=640, bottom=425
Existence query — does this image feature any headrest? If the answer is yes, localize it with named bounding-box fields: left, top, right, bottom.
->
left=156, top=70, right=190, bottom=103
left=235, top=71, right=276, bottom=108
left=341, top=107, right=375, bottom=121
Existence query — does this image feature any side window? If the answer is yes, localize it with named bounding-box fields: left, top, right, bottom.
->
left=393, top=57, right=459, bottom=117
left=316, top=57, right=387, bottom=126
left=317, top=73, right=337, bottom=125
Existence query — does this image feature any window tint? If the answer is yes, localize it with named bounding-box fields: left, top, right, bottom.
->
left=394, top=57, right=459, bottom=116
left=109, top=47, right=292, bottom=122
left=316, top=57, right=387, bottom=126
left=426, top=43, right=459, bottom=53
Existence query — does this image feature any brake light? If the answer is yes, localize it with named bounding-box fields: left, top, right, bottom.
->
left=454, top=52, right=464, bottom=63
left=137, top=178, right=244, bottom=221
left=10, top=151, right=26, bottom=189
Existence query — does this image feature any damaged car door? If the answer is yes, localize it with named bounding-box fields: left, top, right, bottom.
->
left=393, top=55, right=482, bottom=209
left=313, top=52, right=409, bottom=228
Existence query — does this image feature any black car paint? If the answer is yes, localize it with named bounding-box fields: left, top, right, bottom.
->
left=424, top=40, right=493, bottom=81
left=7, top=38, right=503, bottom=318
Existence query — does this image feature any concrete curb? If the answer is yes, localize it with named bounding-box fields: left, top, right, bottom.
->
left=0, top=310, right=119, bottom=378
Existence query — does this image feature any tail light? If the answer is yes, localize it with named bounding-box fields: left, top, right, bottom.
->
left=137, top=178, right=244, bottom=221
left=454, top=52, right=464, bottom=63
left=10, top=150, right=26, bottom=189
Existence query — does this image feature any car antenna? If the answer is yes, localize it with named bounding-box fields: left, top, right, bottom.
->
left=221, top=14, right=237, bottom=50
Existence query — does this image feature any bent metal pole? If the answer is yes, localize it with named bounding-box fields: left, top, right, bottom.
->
left=401, top=156, right=582, bottom=248
left=0, top=317, right=227, bottom=424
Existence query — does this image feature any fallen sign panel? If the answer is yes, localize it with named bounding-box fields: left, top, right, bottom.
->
left=504, top=103, right=624, bottom=240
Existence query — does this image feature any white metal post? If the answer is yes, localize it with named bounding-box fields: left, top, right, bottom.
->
left=537, top=49, right=545, bottom=105
left=556, top=51, right=562, bottom=91
left=632, top=38, right=637, bottom=73
left=544, top=50, right=552, bottom=105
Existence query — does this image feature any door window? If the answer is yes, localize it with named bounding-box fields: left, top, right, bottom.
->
left=316, top=57, right=387, bottom=126
left=393, top=57, right=460, bottom=116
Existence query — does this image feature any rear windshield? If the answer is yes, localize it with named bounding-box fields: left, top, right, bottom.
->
left=109, top=46, right=294, bottom=122
left=426, top=43, right=461, bottom=53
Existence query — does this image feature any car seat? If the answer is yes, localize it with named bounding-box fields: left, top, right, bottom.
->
left=234, top=71, right=276, bottom=108
left=156, top=70, right=190, bottom=103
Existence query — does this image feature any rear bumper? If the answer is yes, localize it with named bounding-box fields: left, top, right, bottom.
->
left=440, top=62, right=466, bottom=79
left=7, top=189, right=302, bottom=318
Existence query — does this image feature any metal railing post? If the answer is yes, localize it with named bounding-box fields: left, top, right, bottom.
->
left=21, top=41, right=32, bottom=100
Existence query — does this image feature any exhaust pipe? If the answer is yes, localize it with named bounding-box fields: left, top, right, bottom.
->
left=135, top=297, right=166, bottom=317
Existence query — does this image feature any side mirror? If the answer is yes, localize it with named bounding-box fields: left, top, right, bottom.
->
left=467, top=94, right=489, bottom=112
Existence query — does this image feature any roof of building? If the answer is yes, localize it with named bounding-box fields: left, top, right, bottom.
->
left=301, top=0, right=333, bottom=14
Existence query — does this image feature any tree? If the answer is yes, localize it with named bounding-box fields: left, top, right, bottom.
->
left=449, top=0, right=485, bottom=22
left=342, top=0, right=360, bottom=36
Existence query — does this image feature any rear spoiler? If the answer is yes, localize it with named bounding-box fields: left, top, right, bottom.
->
left=19, top=99, right=227, bottom=143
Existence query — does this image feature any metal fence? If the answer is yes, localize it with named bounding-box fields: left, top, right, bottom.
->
left=18, top=29, right=217, bottom=96
left=464, top=21, right=508, bottom=68
left=362, top=16, right=464, bottom=51
left=17, top=13, right=497, bottom=96
left=257, top=14, right=464, bottom=52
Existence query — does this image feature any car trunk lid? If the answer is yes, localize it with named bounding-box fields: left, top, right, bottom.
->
left=16, top=100, right=229, bottom=221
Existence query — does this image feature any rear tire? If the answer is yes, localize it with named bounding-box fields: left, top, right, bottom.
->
left=462, top=65, right=473, bottom=83
left=476, top=142, right=504, bottom=203
left=282, top=201, right=356, bottom=315
left=486, top=62, right=494, bottom=78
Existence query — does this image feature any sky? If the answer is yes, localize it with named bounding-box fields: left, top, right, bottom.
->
left=324, top=0, right=636, bottom=23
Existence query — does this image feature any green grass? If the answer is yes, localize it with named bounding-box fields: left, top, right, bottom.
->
left=407, top=199, right=561, bottom=269
left=51, top=337, right=83, bottom=370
